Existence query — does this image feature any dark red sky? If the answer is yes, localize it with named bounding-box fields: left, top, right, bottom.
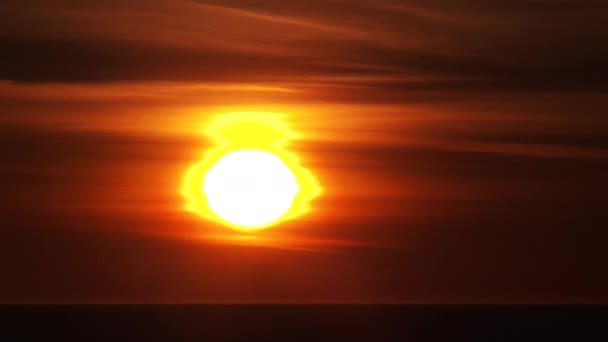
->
left=1, top=0, right=608, bottom=303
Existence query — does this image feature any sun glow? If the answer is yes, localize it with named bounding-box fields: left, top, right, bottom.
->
left=181, top=113, right=322, bottom=232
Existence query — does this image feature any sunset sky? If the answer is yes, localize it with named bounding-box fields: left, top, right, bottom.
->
left=2, top=0, right=608, bottom=303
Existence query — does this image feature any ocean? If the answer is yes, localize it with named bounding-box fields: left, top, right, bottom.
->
left=2, top=304, right=606, bottom=341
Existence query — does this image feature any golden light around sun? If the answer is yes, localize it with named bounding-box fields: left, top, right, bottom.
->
left=180, top=112, right=322, bottom=232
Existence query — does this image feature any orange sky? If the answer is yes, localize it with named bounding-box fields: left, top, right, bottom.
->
left=1, top=0, right=608, bottom=303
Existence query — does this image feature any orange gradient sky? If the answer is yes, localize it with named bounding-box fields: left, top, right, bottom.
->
left=2, top=0, right=608, bottom=304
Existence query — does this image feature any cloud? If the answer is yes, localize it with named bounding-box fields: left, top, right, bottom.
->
left=1, top=0, right=607, bottom=93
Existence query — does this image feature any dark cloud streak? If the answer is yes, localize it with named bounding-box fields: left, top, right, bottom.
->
left=1, top=0, right=608, bottom=93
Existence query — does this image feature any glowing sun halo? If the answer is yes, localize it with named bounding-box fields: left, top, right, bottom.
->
left=181, top=113, right=322, bottom=232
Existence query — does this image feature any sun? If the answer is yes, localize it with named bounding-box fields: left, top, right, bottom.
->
left=203, top=149, right=298, bottom=227
left=181, top=112, right=322, bottom=232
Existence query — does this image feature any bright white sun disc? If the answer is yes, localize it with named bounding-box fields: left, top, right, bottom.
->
left=202, top=149, right=299, bottom=228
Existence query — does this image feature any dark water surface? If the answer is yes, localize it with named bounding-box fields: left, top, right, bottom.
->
left=2, top=305, right=606, bottom=341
